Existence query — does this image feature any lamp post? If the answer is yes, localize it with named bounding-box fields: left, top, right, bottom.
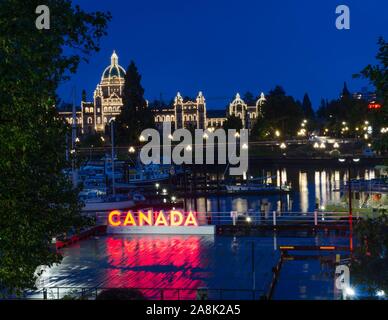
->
left=110, top=118, right=116, bottom=196
left=338, top=157, right=360, bottom=252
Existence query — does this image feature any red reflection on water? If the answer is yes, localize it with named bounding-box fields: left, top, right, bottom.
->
left=105, top=235, right=209, bottom=299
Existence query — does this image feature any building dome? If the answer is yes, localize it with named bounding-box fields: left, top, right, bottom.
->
left=101, top=50, right=126, bottom=80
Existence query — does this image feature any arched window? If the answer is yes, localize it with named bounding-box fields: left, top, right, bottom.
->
left=97, top=117, right=101, bottom=124
left=104, top=117, right=107, bottom=123
left=90, top=107, right=94, bottom=113
left=85, top=107, right=89, bottom=113
left=87, top=117, right=92, bottom=124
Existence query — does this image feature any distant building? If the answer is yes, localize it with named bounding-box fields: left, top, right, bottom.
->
left=352, top=87, right=377, bottom=102
left=58, top=51, right=266, bottom=135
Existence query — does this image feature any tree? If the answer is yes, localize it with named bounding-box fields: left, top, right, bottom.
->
left=351, top=214, right=388, bottom=296
left=115, top=61, right=155, bottom=145
left=81, top=89, right=87, bottom=102
left=0, top=0, right=110, bottom=294
left=242, top=91, right=256, bottom=105
left=260, top=86, right=304, bottom=138
left=354, top=37, right=387, bottom=152
left=301, top=93, right=315, bottom=119
left=341, top=81, right=351, bottom=98
left=223, top=115, right=243, bottom=131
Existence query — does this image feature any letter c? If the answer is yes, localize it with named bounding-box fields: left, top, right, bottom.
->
left=108, top=210, right=122, bottom=226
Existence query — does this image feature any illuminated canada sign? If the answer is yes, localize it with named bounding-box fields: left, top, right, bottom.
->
left=108, top=210, right=198, bottom=227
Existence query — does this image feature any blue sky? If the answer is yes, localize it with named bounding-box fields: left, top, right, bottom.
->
left=57, top=0, right=388, bottom=109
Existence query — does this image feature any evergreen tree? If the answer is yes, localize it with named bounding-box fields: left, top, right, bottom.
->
left=302, top=93, right=315, bottom=119
left=0, top=0, right=110, bottom=294
left=81, top=89, right=87, bottom=102
left=242, top=91, right=255, bottom=105
left=342, top=81, right=351, bottom=98
left=355, top=37, right=388, bottom=153
left=116, top=61, right=155, bottom=145
left=260, top=86, right=304, bottom=137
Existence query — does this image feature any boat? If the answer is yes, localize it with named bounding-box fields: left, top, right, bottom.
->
left=224, top=183, right=291, bottom=193
left=127, top=163, right=170, bottom=186
left=80, top=191, right=135, bottom=212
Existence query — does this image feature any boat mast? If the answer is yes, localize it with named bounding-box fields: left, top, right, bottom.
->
left=71, top=86, right=78, bottom=188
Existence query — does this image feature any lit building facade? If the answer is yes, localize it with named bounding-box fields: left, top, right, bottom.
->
left=58, top=51, right=266, bottom=134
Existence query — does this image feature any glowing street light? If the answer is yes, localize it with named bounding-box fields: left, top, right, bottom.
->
left=185, top=144, right=192, bottom=152
left=75, top=137, right=80, bottom=143
left=275, top=130, right=280, bottom=137
left=234, top=132, right=240, bottom=138
left=168, top=134, right=174, bottom=140
left=313, top=142, right=319, bottom=149
left=128, top=146, right=135, bottom=153
left=203, top=133, right=209, bottom=140
left=242, top=143, right=249, bottom=150
left=280, top=142, right=287, bottom=149
left=319, top=142, right=326, bottom=149
left=139, top=135, right=146, bottom=142
left=345, top=287, right=355, bottom=297
left=376, top=290, right=385, bottom=298
left=333, top=142, right=340, bottom=148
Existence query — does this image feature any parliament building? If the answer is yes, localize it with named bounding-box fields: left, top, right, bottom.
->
left=58, top=51, right=266, bottom=135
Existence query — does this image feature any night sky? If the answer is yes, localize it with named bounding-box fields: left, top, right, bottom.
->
left=57, top=0, right=388, bottom=109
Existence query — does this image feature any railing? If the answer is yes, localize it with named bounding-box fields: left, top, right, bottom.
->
left=20, top=287, right=265, bottom=300
left=90, top=210, right=353, bottom=228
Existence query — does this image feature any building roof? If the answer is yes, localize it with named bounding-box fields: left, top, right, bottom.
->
left=101, top=50, right=126, bottom=80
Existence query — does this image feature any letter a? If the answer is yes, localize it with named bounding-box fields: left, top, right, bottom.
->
left=35, top=5, right=50, bottom=30
left=335, top=5, right=350, bottom=30
left=184, top=212, right=198, bottom=226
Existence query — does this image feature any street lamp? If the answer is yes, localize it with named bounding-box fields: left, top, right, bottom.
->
left=280, top=142, right=287, bottom=149
left=109, top=118, right=116, bottom=196
left=338, top=157, right=360, bottom=251
left=128, top=146, right=135, bottom=153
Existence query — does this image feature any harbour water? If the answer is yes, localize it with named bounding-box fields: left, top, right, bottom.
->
left=33, top=164, right=380, bottom=300
left=187, top=164, right=378, bottom=213
left=36, top=232, right=349, bottom=300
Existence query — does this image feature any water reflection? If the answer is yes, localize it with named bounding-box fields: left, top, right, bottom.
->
left=190, top=166, right=378, bottom=214
left=37, top=233, right=350, bottom=300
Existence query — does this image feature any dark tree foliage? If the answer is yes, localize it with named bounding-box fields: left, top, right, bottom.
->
left=259, top=86, right=304, bottom=138
left=302, top=93, right=315, bottom=119
left=316, top=86, right=369, bottom=137
left=242, top=91, right=256, bottom=105
left=355, top=37, right=387, bottom=152
left=115, top=61, right=155, bottom=145
left=341, top=82, right=351, bottom=98
left=223, top=115, right=243, bottom=131
left=81, top=89, right=87, bottom=102
left=0, top=0, right=110, bottom=294
left=352, top=214, right=388, bottom=295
